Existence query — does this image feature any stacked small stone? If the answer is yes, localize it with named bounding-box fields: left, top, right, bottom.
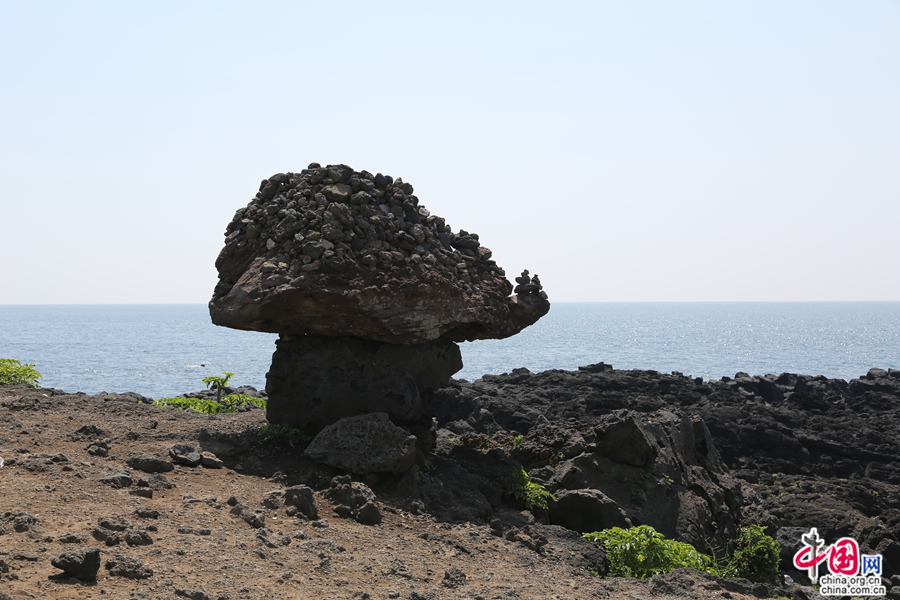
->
left=220, top=163, right=505, bottom=295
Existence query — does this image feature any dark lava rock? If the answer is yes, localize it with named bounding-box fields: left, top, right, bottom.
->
left=50, top=547, right=101, bottom=580
left=92, top=527, right=121, bottom=546
left=283, top=485, right=318, bottom=520
left=138, top=472, right=175, bottom=490
left=100, top=470, right=132, bottom=489
left=304, top=412, right=417, bottom=474
left=267, top=335, right=461, bottom=435
left=442, top=566, right=467, bottom=588
left=124, top=529, right=153, bottom=546
left=355, top=501, right=383, bottom=526
left=261, top=490, right=283, bottom=509
left=168, top=443, right=202, bottom=467
left=98, top=516, right=130, bottom=531
left=68, top=425, right=108, bottom=441
left=230, top=503, right=266, bottom=529
left=0, top=512, right=38, bottom=533
left=126, top=452, right=174, bottom=473
left=427, top=362, right=900, bottom=557
left=105, top=554, right=153, bottom=579
left=86, top=440, right=110, bottom=456
left=324, top=475, right=382, bottom=525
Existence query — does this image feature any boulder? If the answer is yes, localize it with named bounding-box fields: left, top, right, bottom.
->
left=126, top=452, right=174, bottom=473
left=283, top=485, right=318, bottom=520
left=324, top=475, right=383, bottom=525
left=50, top=548, right=101, bottom=580
left=209, top=165, right=549, bottom=345
left=305, top=413, right=417, bottom=474
left=105, top=554, right=153, bottom=579
left=169, top=444, right=201, bottom=467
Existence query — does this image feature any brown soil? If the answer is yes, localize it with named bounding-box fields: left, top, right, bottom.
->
left=0, top=385, right=790, bottom=600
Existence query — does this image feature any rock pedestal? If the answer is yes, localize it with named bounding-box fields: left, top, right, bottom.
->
left=266, top=334, right=462, bottom=441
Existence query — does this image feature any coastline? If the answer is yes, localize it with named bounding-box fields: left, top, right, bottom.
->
left=1, top=361, right=899, bottom=598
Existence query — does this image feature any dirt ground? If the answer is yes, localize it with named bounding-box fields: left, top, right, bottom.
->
left=0, top=385, right=798, bottom=600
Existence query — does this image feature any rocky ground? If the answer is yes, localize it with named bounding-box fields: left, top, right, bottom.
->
left=2, top=365, right=899, bottom=599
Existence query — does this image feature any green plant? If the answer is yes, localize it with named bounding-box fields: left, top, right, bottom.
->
left=0, top=358, right=42, bottom=388
left=256, top=423, right=312, bottom=445
left=584, top=525, right=715, bottom=579
left=151, top=393, right=265, bottom=415
left=511, top=466, right=554, bottom=511
left=221, top=393, right=267, bottom=410
left=630, top=472, right=652, bottom=506
left=513, top=435, right=524, bottom=447
left=202, top=371, right=234, bottom=403
left=152, top=396, right=235, bottom=414
left=719, top=525, right=780, bottom=583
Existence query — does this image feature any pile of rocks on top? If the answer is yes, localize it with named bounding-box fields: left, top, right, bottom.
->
left=220, top=162, right=538, bottom=296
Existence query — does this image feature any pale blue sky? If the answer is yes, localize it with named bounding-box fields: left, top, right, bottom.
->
left=2, top=1, right=898, bottom=303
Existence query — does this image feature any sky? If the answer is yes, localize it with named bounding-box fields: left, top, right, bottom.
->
left=1, top=1, right=898, bottom=303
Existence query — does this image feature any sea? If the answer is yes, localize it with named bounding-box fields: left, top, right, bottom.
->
left=0, top=303, right=897, bottom=399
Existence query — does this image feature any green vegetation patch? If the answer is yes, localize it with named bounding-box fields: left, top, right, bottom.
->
left=718, top=524, right=780, bottom=583
left=584, top=524, right=780, bottom=583
left=222, top=393, right=267, bottom=410
left=584, top=525, right=714, bottom=579
left=511, top=465, right=555, bottom=510
left=152, top=393, right=266, bottom=415
left=0, top=358, right=42, bottom=388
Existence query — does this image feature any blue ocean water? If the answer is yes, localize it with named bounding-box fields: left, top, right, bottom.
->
left=0, top=303, right=897, bottom=399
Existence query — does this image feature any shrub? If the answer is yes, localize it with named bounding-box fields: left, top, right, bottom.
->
left=584, top=525, right=714, bottom=579
left=719, top=524, right=780, bottom=583
left=584, top=524, right=781, bottom=583
left=221, top=393, right=267, bottom=410
left=0, top=359, right=42, bottom=388
left=511, top=465, right=555, bottom=510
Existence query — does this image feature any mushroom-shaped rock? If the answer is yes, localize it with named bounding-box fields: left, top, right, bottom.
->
left=209, top=164, right=550, bottom=438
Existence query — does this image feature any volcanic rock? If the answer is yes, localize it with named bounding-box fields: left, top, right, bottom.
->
left=50, top=547, right=101, bottom=580
left=209, top=165, right=549, bottom=344
left=265, top=334, right=461, bottom=433
left=169, top=443, right=201, bottom=467
left=305, top=413, right=417, bottom=474
left=283, top=485, right=318, bottom=520
left=126, top=452, right=174, bottom=473
left=105, top=554, right=153, bottom=579
left=210, top=164, right=550, bottom=438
